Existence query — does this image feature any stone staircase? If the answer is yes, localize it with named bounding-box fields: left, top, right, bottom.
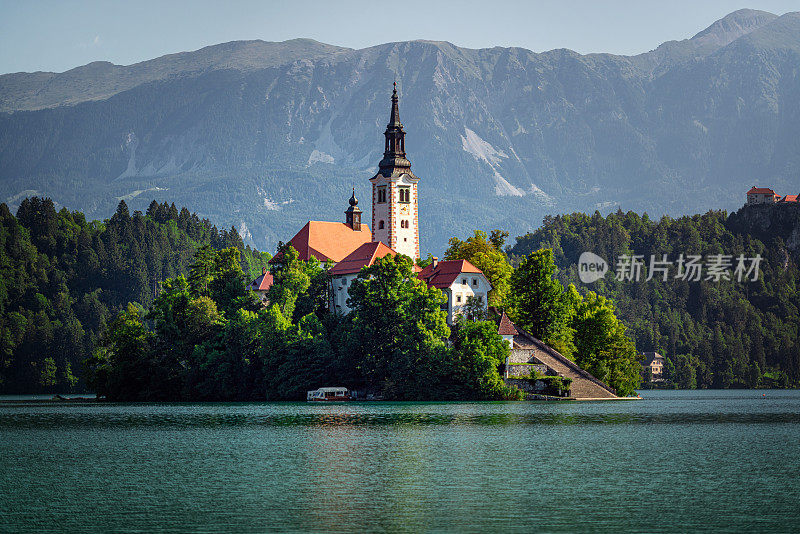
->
left=507, top=328, right=617, bottom=399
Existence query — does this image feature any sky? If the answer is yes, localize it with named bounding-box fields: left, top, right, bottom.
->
left=0, top=0, right=798, bottom=74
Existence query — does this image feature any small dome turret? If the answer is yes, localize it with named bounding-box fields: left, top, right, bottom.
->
left=345, top=187, right=362, bottom=231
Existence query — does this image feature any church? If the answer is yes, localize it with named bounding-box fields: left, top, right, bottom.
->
left=249, top=85, right=620, bottom=399
left=252, top=84, right=491, bottom=324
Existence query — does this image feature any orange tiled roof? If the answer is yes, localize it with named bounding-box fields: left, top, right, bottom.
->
left=249, top=270, right=274, bottom=291
left=747, top=187, right=777, bottom=195
left=271, top=221, right=372, bottom=263
left=329, top=241, right=397, bottom=276
left=417, top=259, right=484, bottom=289
left=781, top=194, right=799, bottom=202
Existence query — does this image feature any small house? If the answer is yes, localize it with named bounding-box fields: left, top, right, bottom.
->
left=328, top=241, right=398, bottom=314
left=417, top=259, right=492, bottom=324
left=248, top=268, right=274, bottom=303
left=641, top=352, right=665, bottom=381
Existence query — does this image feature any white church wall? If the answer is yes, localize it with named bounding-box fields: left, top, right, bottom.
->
left=447, top=274, right=492, bottom=324
left=330, top=274, right=359, bottom=314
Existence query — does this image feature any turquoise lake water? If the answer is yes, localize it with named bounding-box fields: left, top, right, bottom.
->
left=1, top=390, right=799, bottom=533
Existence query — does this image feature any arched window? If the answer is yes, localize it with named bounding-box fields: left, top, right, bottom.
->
left=398, top=186, right=410, bottom=203
left=379, top=220, right=384, bottom=230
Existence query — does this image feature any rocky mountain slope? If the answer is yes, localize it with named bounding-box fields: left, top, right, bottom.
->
left=1, top=9, right=799, bottom=253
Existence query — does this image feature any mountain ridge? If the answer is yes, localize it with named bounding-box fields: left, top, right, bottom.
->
left=3, top=10, right=793, bottom=113
left=1, top=9, right=800, bottom=254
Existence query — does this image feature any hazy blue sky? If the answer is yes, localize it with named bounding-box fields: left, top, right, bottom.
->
left=1, top=1, right=798, bottom=74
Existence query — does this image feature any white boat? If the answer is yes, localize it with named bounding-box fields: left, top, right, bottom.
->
left=306, top=387, right=351, bottom=401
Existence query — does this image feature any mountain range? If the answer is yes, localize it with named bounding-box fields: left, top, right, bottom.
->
left=1, top=9, right=799, bottom=254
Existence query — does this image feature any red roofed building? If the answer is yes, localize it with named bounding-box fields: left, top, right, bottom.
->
left=417, top=259, right=492, bottom=324
left=497, top=310, right=518, bottom=348
left=747, top=186, right=780, bottom=204
left=272, top=219, right=372, bottom=264
left=329, top=241, right=397, bottom=313
left=257, top=86, right=456, bottom=319
left=780, top=193, right=799, bottom=203
left=248, top=268, right=274, bottom=303
left=329, top=252, right=492, bottom=324
left=267, top=86, right=420, bottom=268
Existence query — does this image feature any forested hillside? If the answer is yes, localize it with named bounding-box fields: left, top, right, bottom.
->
left=509, top=204, right=800, bottom=388
left=0, top=197, right=270, bottom=393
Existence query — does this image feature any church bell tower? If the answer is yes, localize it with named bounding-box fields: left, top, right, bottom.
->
left=370, top=83, right=420, bottom=260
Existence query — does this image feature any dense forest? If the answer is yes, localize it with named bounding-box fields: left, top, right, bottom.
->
left=83, top=231, right=642, bottom=401
left=85, top=246, right=527, bottom=401
left=508, top=204, right=800, bottom=389
left=5, top=196, right=795, bottom=397
left=0, top=198, right=270, bottom=393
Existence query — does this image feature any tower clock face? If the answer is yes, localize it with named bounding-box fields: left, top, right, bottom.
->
left=400, top=204, right=409, bottom=215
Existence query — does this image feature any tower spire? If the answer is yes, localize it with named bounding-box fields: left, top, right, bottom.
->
left=345, top=187, right=362, bottom=230
left=379, top=83, right=411, bottom=173
left=389, top=81, right=401, bottom=127
left=370, top=82, right=421, bottom=261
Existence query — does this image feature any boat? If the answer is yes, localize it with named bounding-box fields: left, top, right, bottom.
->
left=306, top=387, right=352, bottom=401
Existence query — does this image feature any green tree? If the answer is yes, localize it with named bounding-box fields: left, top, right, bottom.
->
left=267, top=245, right=311, bottom=319
left=86, top=303, right=155, bottom=400
left=38, top=357, right=58, bottom=388
left=509, top=249, right=569, bottom=341
left=347, top=254, right=450, bottom=398
left=672, top=354, right=698, bottom=389
left=445, top=321, right=521, bottom=399
left=569, top=291, right=641, bottom=396
left=62, top=362, right=78, bottom=390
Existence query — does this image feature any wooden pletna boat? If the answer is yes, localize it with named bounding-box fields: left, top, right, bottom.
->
left=306, top=387, right=352, bottom=401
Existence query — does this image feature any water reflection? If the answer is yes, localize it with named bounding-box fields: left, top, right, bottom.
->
left=2, top=409, right=799, bottom=429
left=1, top=391, right=799, bottom=533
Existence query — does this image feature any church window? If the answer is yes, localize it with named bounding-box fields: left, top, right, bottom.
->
left=379, top=220, right=385, bottom=230
left=377, top=186, right=387, bottom=203
left=398, top=186, right=410, bottom=203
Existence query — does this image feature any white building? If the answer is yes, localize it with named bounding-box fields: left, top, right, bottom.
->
left=417, top=259, right=492, bottom=324
left=248, top=268, right=274, bottom=303
left=497, top=311, right=517, bottom=349
left=746, top=186, right=780, bottom=204
left=329, top=248, right=492, bottom=325
left=328, top=241, right=397, bottom=314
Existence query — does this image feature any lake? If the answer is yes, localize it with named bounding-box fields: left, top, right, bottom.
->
left=1, top=390, right=799, bottom=533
